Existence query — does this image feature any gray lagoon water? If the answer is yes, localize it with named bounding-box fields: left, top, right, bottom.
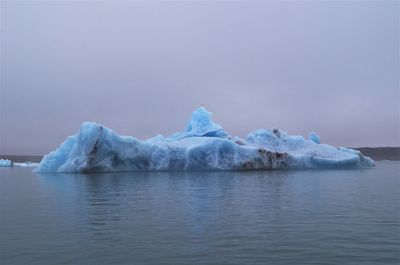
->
left=1, top=162, right=399, bottom=265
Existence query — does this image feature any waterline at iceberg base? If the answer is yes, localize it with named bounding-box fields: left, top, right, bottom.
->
left=35, top=107, right=374, bottom=173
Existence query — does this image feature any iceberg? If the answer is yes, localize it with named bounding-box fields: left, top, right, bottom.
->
left=0, top=159, right=12, bottom=167
left=35, top=107, right=374, bottom=173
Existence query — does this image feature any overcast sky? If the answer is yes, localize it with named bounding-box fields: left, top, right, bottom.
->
left=1, top=1, right=399, bottom=155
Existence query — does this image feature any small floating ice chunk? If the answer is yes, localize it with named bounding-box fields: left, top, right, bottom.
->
left=14, top=162, right=39, bottom=168
left=0, top=159, right=12, bottom=167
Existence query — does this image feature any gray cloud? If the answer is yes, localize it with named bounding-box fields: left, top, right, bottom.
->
left=1, top=1, right=399, bottom=155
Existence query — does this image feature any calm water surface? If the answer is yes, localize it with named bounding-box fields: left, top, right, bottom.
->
left=1, top=162, right=399, bottom=265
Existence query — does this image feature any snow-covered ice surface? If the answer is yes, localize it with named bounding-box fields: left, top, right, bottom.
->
left=0, top=159, right=12, bottom=167
left=35, top=107, right=374, bottom=173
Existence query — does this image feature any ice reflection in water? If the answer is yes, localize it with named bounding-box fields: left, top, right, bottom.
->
left=1, top=163, right=399, bottom=265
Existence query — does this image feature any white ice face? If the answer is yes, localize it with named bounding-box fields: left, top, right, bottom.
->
left=35, top=107, right=375, bottom=173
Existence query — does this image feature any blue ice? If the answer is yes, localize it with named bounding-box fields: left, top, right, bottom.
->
left=0, top=159, right=12, bottom=167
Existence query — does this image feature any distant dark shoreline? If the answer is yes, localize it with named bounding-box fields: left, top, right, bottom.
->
left=0, top=155, right=43, bottom=163
left=1, top=147, right=399, bottom=162
left=353, top=147, right=400, bottom=161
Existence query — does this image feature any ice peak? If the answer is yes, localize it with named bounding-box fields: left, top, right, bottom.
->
left=309, top=131, right=321, bottom=144
left=183, top=107, right=228, bottom=138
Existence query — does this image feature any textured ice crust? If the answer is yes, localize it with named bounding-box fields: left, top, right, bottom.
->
left=35, top=107, right=375, bottom=173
